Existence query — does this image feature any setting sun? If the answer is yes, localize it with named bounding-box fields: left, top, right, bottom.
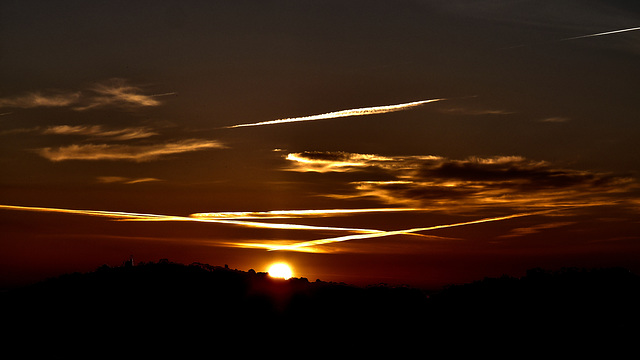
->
left=267, top=263, right=293, bottom=280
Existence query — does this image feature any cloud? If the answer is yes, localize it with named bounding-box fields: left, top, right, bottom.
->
left=43, top=125, right=158, bottom=140
left=0, top=79, right=173, bottom=111
left=284, top=151, right=400, bottom=173
left=285, top=151, right=636, bottom=211
left=439, top=107, right=515, bottom=116
left=74, top=79, right=169, bottom=111
left=96, top=176, right=161, bottom=184
left=2, top=124, right=159, bottom=140
left=0, top=92, right=81, bottom=109
left=226, top=98, right=444, bottom=128
left=37, top=139, right=226, bottom=162
left=540, top=117, right=570, bottom=123
left=498, top=221, right=576, bottom=239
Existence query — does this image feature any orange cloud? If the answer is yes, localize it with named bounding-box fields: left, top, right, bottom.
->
left=0, top=92, right=81, bottom=109
left=74, top=79, right=168, bottom=111
left=285, top=151, right=637, bottom=212
left=96, top=176, right=161, bottom=184
left=43, top=125, right=158, bottom=140
left=0, top=79, right=173, bottom=111
left=38, top=139, right=226, bottom=162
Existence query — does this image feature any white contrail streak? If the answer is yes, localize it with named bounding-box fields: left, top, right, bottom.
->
left=190, top=207, right=420, bottom=219
left=561, top=26, right=640, bottom=41
left=225, top=98, right=444, bottom=128
left=266, top=210, right=558, bottom=251
left=0, top=204, right=428, bottom=236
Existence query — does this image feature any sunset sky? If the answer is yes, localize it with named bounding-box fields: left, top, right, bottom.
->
left=1, top=0, right=639, bottom=289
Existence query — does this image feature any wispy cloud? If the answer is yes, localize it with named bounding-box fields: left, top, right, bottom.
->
left=96, top=176, right=161, bottom=184
left=37, top=139, right=225, bottom=162
left=0, top=92, right=81, bottom=109
left=43, top=125, right=158, bottom=140
left=0, top=79, right=174, bottom=111
left=2, top=124, right=159, bottom=140
left=439, top=107, right=515, bottom=116
left=498, top=221, right=576, bottom=239
left=74, top=79, right=171, bottom=111
left=225, top=98, right=444, bottom=128
left=284, top=152, right=399, bottom=173
left=285, top=151, right=637, bottom=212
left=540, top=117, right=570, bottom=123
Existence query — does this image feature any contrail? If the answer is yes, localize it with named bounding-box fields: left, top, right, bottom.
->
left=265, top=210, right=557, bottom=251
left=0, top=204, right=577, bottom=252
left=560, top=26, right=640, bottom=41
left=190, top=207, right=420, bottom=219
left=0, top=204, right=430, bottom=237
left=502, top=26, right=640, bottom=49
left=225, top=98, right=444, bottom=128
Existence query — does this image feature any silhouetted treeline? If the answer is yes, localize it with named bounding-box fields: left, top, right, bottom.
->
left=3, top=261, right=640, bottom=347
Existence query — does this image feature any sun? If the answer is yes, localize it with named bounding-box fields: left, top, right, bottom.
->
left=267, top=263, right=293, bottom=280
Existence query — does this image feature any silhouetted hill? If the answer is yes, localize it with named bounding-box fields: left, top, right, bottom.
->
left=3, top=261, right=640, bottom=350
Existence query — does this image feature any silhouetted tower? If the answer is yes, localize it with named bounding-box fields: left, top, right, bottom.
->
left=123, top=255, right=134, bottom=267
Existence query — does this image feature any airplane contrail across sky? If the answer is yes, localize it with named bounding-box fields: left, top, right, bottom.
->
left=225, top=98, right=444, bottom=128
left=0, top=204, right=579, bottom=253
left=560, top=26, right=640, bottom=41
left=263, top=209, right=564, bottom=252
left=0, top=204, right=431, bottom=237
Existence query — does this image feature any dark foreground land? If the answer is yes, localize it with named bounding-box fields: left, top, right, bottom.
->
left=3, top=260, right=640, bottom=351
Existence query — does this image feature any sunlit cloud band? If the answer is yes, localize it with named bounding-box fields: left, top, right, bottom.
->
left=285, top=151, right=636, bottom=211
left=0, top=79, right=174, bottom=111
left=38, top=139, right=226, bottom=162
left=43, top=125, right=158, bottom=140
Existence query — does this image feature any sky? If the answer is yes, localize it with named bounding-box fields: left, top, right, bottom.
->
left=1, top=0, right=639, bottom=290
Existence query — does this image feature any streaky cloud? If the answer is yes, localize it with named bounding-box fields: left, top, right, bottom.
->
left=0, top=79, right=173, bottom=111
left=439, top=107, right=515, bottom=116
left=540, top=117, right=570, bottom=123
left=0, top=92, right=81, bottom=109
left=499, top=221, right=576, bottom=239
left=37, top=139, right=226, bottom=162
left=74, top=79, right=163, bottom=111
left=97, top=176, right=161, bottom=184
left=43, top=125, right=158, bottom=140
left=225, top=98, right=444, bottom=128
